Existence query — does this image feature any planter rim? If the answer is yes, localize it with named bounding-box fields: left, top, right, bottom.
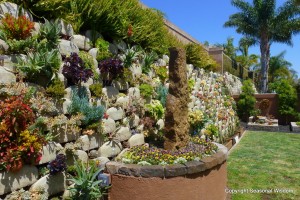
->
left=105, top=143, right=227, bottom=178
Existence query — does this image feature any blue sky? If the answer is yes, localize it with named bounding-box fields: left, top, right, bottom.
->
left=141, top=0, right=300, bottom=76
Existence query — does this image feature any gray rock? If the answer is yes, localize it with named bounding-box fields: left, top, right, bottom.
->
left=58, top=19, right=74, bottom=37
left=0, top=39, right=8, bottom=52
left=51, top=122, right=81, bottom=144
left=130, top=63, right=142, bottom=76
left=116, top=96, right=129, bottom=109
left=57, top=73, right=67, bottom=87
left=128, top=87, right=140, bottom=99
left=39, top=142, right=63, bottom=165
left=88, top=48, right=98, bottom=59
left=76, top=134, right=104, bottom=151
left=66, top=150, right=88, bottom=166
left=0, top=2, right=33, bottom=20
left=156, top=119, right=165, bottom=130
left=89, top=150, right=100, bottom=159
left=115, top=148, right=129, bottom=162
left=106, top=107, right=124, bottom=121
left=85, top=30, right=102, bottom=42
left=0, top=165, right=38, bottom=195
left=102, top=86, right=119, bottom=99
left=115, top=127, right=131, bottom=142
left=93, top=157, right=110, bottom=169
left=103, top=118, right=116, bottom=134
left=30, top=172, right=66, bottom=198
left=112, top=79, right=129, bottom=91
left=156, top=58, right=167, bottom=67
left=58, top=39, right=79, bottom=55
left=62, top=98, right=72, bottom=114
left=128, top=134, right=145, bottom=147
left=162, top=55, right=169, bottom=64
left=32, top=22, right=41, bottom=36
left=123, top=114, right=140, bottom=128
left=73, top=34, right=91, bottom=51
left=108, top=43, right=118, bottom=55
left=0, top=67, right=16, bottom=84
left=81, top=77, right=94, bottom=88
left=98, top=141, right=122, bottom=158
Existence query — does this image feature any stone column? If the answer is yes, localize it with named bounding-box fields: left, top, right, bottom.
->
left=164, top=47, right=190, bottom=150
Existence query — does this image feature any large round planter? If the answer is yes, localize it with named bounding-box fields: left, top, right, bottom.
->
left=106, top=143, right=228, bottom=200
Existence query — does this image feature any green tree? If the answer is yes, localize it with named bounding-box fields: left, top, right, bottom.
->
left=215, top=37, right=238, bottom=59
left=269, top=51, right=292, bottom=83
left=236, top=37, right=259, bottom=70
left=224, top=0, right=300, bottom=93
left=237, top=79, right=257, bottom=122
left=269, top=79, right=298, bottom=124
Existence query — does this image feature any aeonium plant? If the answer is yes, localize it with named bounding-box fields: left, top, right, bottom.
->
left=62, top=53, right=94, bottom=86
left=98, top=58, right=124, bottom=84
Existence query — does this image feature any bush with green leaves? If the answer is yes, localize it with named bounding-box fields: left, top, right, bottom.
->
left=68, top=160, right=106, bottom=200
left=237, top=79, right=257, bottom=121
left=9, top=0, right=183, bottom=54
left=185, top=43, right=218, bottom=71
left=4, top=36, right=39, bottom=54
left=139, top=84, right=153, bottom=99
left=68, top=87, right=104, bottom=126
left=269, top=79, right=298, bottom=124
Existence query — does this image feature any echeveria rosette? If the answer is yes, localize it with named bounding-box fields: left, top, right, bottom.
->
left=98, top=58, right=124, bottom=81
left=62, top=53, right=94, bottom=86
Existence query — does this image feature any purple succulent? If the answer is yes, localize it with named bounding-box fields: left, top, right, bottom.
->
left=62, top=52, right=93, bottom=85
left=98, top=58, right=124, bottom=81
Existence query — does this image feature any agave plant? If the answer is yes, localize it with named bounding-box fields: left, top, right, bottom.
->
left=68, top=160, right=105, bottom=200
left=39, top=18, right=61, bottom=50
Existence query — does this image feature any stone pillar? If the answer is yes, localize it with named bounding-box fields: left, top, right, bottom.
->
left=164, top=47, right=190, bottom=150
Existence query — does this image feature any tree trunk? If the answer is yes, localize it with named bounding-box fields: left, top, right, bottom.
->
left=164, top=47, right=190, bottom=150
left=259, top=35, right=270, bottom=93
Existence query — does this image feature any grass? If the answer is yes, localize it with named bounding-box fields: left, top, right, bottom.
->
left=227, top=131, right=300, bottom=200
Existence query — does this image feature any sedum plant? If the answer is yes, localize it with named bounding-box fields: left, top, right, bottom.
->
left=139, top=84, right=153, bottom=99
left=145, top=100, right=164, bottom=120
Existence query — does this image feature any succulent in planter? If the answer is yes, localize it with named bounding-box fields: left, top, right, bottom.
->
left=98, top=58, right=124, bottom=85
left=62, top=53, right=94, bottom=86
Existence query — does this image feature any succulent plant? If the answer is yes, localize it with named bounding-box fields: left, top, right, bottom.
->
left=47, top=154, right=67, bottom=175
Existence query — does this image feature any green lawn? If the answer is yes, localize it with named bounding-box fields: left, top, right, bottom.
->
left=227, top=131, right=300, bottom=200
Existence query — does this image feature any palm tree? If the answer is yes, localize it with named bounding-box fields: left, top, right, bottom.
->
left=224, top=0, right=300, bottom=93
left=269, top=51, right=292, bottom=83
left=235, top=37, right=259, bottom=71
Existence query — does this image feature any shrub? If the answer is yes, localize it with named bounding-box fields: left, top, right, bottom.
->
left=89, top=83, right=103, bottom=98
left=0, top=95, right=46, bottom=172
left=68, top=87, right=105, bottom=126
left=269, top=79, right=298, bottom=124
left=155, top=84, right=168, bottom=107
left=5, top=36, right=38, bottom=54
left=0, top=14, right=34, bottom=40
left=185, top=43, right=218, bottom=71
left=237, top=79, right=257, bottom=121
left=139, top=84, right=153, bottom=98
left=62, top=53, right=94, bottom=86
